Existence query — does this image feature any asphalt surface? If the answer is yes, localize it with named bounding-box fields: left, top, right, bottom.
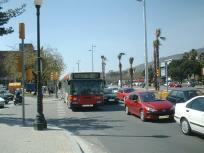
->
left=1, top=96, right=203, bottom=153
left=49, top=98, right=204, bottom=153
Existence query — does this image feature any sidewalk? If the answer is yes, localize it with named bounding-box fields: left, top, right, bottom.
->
left=0, top=97, right=82, bottom=153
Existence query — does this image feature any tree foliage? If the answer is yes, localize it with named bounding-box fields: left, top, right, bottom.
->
left=0, top=0, right=26, bottom=36
left=41, top=48, right=66, bottom=82
left=168, top=49, right=201, bottom=82
left=2, top=47, right=66, bottom=84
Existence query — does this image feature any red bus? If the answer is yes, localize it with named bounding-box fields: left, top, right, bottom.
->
left=62, top=72, right=104, bottom=110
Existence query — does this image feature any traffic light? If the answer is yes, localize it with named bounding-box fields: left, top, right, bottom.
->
left=54, top=72, right=59, bottom=81
left=26, top=68, right=32, bottom=81
left=16, top=55, right=22, bottom=72
left=50, top=72, right=54, bottom=80
left=51, top=72, right=59, bottom=81
left=19, top=23, right=25, bottom=39
left=156, top=69, right=160, bottom=77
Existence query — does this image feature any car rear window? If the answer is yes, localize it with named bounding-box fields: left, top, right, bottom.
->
left=124, top=88, right=135, bottom=93
left=184, top=90, right=202, bottom=100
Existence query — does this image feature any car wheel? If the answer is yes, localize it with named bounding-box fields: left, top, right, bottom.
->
left=140, top=110, right=146, bottom=122
left=93, top=105, right=98, bottom=109
left=169, top=115, right=174, bottom=121
left=125, top=106, right=130, bottom=115
left=181, top=118, right=191, bottom=135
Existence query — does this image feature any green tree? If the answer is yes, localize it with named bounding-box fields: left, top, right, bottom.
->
left=168, top=59, right=186, bottom=82
left=168, top=59, right=201, bottom=83
left=0, top=0, right=25, bottom=36
left=183, top=52, right=190, bottom=60
left=189, top=49, right=197, bottom=61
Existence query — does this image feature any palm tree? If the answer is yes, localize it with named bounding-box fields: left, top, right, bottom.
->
left=118, top=52, right=125, bottom=88
left=153, top=29, right=166, bottom=90
left=153, top=40, right=158, bottom=90
left=101, top=55, right=107, bottom=81
left=129, top=57, right=134, bottom=88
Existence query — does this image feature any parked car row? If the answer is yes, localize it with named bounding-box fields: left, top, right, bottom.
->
left=0, top=89, right=14, bottom=108
left=106, top=86, right=204, bottom=136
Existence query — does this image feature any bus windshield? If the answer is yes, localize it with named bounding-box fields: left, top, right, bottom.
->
left=70, top=80, right=103, bottom=95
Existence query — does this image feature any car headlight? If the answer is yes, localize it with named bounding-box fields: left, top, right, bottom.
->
left=145, top=107, right=157, bottom=112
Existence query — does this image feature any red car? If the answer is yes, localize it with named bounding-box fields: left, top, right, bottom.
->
left=116, top=87, right=135, bottom=101
left=169, top=82, right=182, bottom=88
left=125, top=91, right=174, bottom=121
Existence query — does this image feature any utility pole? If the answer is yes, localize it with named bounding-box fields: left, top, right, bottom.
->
left=76, top=60, right=80, bottom=72
left=89, top=44, right=96, bottom=72
left=19, top=23, right=25, bottom=125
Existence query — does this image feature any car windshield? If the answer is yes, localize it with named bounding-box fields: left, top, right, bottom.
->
left=70, top=80, right=103, bottom=95
left=124, top=88, right=135, bottom=93
left=140, top=92, right=161, bottom=102
left=184, top=90, right=202, bottom=100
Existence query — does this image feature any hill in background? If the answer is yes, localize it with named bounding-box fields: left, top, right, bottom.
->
left=134, top=47, right=204, bottom=71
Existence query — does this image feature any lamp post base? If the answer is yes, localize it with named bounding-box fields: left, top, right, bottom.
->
left=34, top=113, right=47, bottom=130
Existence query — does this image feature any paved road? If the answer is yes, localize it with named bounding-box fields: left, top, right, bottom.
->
left=54, top=100, right=204, bottom=153
left=1, top=97, right=203, bottom=153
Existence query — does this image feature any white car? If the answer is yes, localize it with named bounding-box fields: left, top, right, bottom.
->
left=0, top=97, right=5, bottom=108
left=174, top=96, right=204, bottom=135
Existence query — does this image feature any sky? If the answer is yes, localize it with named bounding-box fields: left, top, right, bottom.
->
left=0, top=0, right=204, bottom=77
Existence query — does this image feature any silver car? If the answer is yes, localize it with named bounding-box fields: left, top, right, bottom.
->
left=0, top=97, right=5, bottom=108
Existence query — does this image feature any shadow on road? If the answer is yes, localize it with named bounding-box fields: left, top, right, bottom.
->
left=73, top=133, right=170, bottom=138
left=71, top=103, right=125, bottom=112
left=48, top=116, right=124, bottom=135
left=0, top=116, right=34, bottom=127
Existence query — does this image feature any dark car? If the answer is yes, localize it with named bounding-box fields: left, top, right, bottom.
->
left=103, top=88, right=119, bottom=104
left=166, top=88, right=203, bottom=105
left=0, top=93, right=9, bottom=104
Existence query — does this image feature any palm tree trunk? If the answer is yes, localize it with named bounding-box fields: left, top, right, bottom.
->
left=130, top=65, right=133, bottom=88
left=154, top=47, right=157, bottom=90
left=119, top=62, right=122, bottom=88
left=156, top=40, right=160, bottom=91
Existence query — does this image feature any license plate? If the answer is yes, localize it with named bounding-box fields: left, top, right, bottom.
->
left=109, top=99, right=115, bottom=101
left=159, top=115, right=169, bottom=119
left=82, top=104, right=93, bottom=107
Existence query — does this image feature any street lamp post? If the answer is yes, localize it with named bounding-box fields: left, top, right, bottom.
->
left=76, top=60, right=80, bottom=72
left=137, top=0, right=149, bottom=90
left=101, top=55, right=106, bottom=80
left=33, top=0, right=47, bottom=130
left=89, top=44, right=96, bottom=72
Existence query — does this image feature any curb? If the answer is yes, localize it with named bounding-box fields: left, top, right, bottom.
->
left=48, top=124, right=86, bottom=153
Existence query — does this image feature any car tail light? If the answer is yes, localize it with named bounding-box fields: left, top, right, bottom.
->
left=69, top=95, right=77, bottom=101
left=95, top=96, right=103, bottom=100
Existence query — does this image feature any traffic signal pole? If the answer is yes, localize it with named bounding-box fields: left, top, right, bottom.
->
left=19, top=23, right=25, bottom=125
